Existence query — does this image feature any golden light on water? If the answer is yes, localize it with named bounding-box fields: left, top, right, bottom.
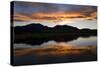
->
left=14, top=43, right=96, bottom=56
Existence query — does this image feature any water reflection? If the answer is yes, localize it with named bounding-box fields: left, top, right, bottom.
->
left=14, top=36, right=97, bottom=65
left=14, top=36, right=97, bottom=49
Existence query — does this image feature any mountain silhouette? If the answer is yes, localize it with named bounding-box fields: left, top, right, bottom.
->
left=12, top=23, right=97, bottom=45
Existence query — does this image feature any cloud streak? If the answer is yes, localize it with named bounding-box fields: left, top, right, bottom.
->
left=13, top=1, right=97, bottom=22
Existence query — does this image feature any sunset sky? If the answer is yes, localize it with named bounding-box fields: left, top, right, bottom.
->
left=13, top=1, right=97, bottom=29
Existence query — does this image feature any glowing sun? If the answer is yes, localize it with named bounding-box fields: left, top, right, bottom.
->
left=58, top=20, right=74, bottom=25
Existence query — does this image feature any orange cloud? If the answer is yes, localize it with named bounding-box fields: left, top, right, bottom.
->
left=13, top=11, right=97, bottom=22
left=13, top=13, right=32, bottom=21
left=31, top=12, right=86, bottom=21
left=91, top=12, right=97, bottom=19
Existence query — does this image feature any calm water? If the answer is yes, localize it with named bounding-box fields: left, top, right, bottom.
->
left=13, top=36, right=97, bottom=65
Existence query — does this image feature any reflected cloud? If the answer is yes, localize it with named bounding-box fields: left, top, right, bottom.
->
left=14, top=40, right=96, bottom=56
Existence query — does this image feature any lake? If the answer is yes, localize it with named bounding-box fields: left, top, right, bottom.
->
left=13, top=36, right=97, bottom=66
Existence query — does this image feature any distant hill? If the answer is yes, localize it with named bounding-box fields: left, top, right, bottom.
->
left=13, top=23, right=97, bottom=34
